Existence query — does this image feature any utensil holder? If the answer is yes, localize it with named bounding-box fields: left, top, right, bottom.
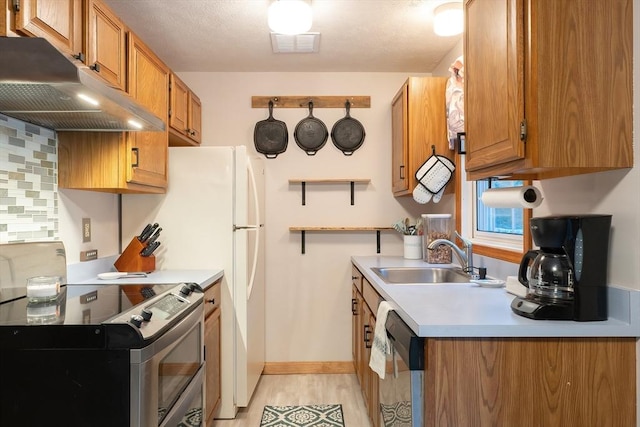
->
left=114, top=238, right=156, bottom=273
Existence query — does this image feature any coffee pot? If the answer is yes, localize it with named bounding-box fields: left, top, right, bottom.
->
left=518, top=249, right=574, bottom=302
left=511, top=215, right=611, bottom=321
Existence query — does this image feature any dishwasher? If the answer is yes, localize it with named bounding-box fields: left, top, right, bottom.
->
left=379, top=311, right=425, bottom=427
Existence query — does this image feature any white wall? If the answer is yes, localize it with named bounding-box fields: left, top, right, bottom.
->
left=177, top=71, right=448, bottom=362
left=58, top=189, right=119, bottom=264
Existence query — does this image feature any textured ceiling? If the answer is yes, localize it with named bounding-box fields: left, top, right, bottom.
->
left=102, top=0, right=462, bottom=72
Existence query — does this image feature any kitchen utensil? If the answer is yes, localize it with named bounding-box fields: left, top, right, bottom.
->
left=139, top=222, right=158, bottom=242
left=331, top=100, right=365, bottom=155
left=140, top=241, right=161, bottom=257
left=137, top=223, right=153, bottom=241
left=254, top=100, right=288, bottom=159
left=98, top=272, right=148, bottom=280
left=392, top=219, right=406, bottom=234
left=145, top=227, right=162, bottom=245
left=294, top=101, right=328, bottom=155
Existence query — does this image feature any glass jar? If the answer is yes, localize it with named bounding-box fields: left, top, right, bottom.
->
left=26, top=275, right=62, bottom=302
left=422, top=214, right=452, bottom=264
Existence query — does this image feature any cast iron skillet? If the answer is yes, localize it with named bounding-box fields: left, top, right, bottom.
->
left=331, top=100, right=365, bottom=156
left=254, top=100, right=288, bottom=159
left=294, top=101, right=328, bottom=156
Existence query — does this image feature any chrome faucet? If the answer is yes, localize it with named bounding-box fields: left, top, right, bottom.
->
left=427, top=231, right=474, bottom=274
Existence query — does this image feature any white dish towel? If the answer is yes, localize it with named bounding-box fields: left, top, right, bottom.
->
left=369, top=301, right=394, bottom=379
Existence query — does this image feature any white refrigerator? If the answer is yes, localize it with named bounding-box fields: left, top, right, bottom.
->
left=121, top=145, right=265, bottom=419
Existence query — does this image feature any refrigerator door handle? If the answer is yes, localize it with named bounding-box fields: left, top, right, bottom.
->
left=233, top=225, right=258, bottom=231
left=246, top=159, right=262, bottom=301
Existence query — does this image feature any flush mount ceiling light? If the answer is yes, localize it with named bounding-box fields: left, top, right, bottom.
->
left=433, top=2, right=463, bottom=37
left=268, top=0, right=313, bottom=35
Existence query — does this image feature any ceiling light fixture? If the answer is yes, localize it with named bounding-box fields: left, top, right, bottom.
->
left=433, top=2, right=463, bottom=37
left=268, top=0, right=312, bottom=35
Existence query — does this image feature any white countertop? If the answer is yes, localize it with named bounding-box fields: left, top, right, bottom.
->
left=67, top=256, right=223, bottom=290
left=352, top=255, right=640, bottom=338
left=72, top=269, right=223, bottom=289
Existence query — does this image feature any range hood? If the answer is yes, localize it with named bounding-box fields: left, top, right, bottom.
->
left=0, top=37, right=165, bottom=132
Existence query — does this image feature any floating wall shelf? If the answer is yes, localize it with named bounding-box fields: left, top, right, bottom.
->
left=289, top=178, right=371, bottom=205
left=252, top=96, right=371, bottom=109
left=289, top=226, right=394, bottom=254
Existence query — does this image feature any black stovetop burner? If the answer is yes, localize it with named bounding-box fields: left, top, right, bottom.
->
left=0, top=282, right=204, bottom=349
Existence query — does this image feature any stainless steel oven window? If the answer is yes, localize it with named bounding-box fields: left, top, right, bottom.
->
left=158, top=321, right=203, bottom=423
left=130, top=304, right=205, bottom=427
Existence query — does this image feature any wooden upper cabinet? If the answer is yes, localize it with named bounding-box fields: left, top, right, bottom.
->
left=391, top=83, right=409, bottom=194
left=391, top=77, right=451, bottom=197
left=464, top=0, right=633, bottom=180
left=127, top=31, right=169, bottom=189
left=188, top=91, right=202, bottom=144
left=169, top=73, right=202, bottom=146
left=11, top=0, right=82, bottom=56
left=84, top=0, right=127, bottom=91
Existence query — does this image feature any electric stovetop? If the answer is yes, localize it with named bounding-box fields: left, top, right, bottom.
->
left=0, top=282, right=203, bottom=349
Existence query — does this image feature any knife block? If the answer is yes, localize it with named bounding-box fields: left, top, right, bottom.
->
left=114, top=237, right=156, bottom=273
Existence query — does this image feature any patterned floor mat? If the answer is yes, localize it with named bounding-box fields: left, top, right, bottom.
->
left=260, top=404, right=344, bottom=427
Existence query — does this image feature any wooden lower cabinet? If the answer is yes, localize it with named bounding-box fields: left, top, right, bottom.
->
left=204, top=281, right=221, bottom=424
left=424, top=337, right=636, bottom=427
left=351, top=266, right=381, bottom=427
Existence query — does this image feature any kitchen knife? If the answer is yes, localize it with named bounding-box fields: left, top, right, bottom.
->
left=139, top=223, right=159, bottom=242
left=137, top=223, right=153, bottom=241
left=145, top=227, right=162, bottom=246
left=140, top=241, right=160, bottom=257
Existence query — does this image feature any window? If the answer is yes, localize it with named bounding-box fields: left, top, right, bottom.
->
left=476, top=180, right=524, bottom=235
left=457, top=156, right=531, bottom=263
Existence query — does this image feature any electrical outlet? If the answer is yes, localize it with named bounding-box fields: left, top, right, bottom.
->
left=80, top=250, right=98, bottom=261
left=82, top=218, right=91, bottom=243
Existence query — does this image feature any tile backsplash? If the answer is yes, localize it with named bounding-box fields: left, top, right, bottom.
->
left=0, top=114, right=59, bottom=243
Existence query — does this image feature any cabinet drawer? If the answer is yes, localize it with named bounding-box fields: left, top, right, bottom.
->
left=363, top=278, right=382, bottom=316
left=204, top=280, right=221, bottom=318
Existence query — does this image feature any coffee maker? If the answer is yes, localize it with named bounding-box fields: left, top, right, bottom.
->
left=512, top=215, right=611, bottom=321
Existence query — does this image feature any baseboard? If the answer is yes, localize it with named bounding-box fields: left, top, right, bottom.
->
left=263, top=361, right=355, bottom=375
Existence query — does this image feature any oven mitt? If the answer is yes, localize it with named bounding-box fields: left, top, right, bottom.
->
left=413, top=183, right=433, bottom=203
left=413, top=154, right=455, bottom=204
left=415, top=154, right=455, bottom=194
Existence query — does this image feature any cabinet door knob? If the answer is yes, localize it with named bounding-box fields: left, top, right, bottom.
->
left=90, top=63, right=101, bottom=73
left=351, top=298, right=358, bottom=315
left=72, top=52, right=86, bottom=63
left=206, top=298, right=215, bottom=304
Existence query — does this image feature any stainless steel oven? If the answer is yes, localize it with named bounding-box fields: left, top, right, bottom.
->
left=378, top=311, right=424, bottom=427
left=0, top=282, right=205, bottom=427
left=131, top=299, right=204, bottom=426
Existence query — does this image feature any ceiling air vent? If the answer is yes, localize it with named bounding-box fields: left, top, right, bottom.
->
left=270, top=32, right=320, bottom=53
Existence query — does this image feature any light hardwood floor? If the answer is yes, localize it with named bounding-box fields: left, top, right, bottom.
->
left=211, top=374, right=371, bottom=426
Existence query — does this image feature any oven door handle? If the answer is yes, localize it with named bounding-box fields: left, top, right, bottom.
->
left=159, top=364, right=204, bottom=427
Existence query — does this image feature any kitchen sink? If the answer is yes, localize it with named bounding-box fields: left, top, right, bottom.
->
left=371, top=267, right=470, bottom=284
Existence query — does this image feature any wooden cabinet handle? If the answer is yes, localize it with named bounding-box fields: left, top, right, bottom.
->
left=351, top=298, right=358, bottom=315
left=399, top=165, right=405, bottom=180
